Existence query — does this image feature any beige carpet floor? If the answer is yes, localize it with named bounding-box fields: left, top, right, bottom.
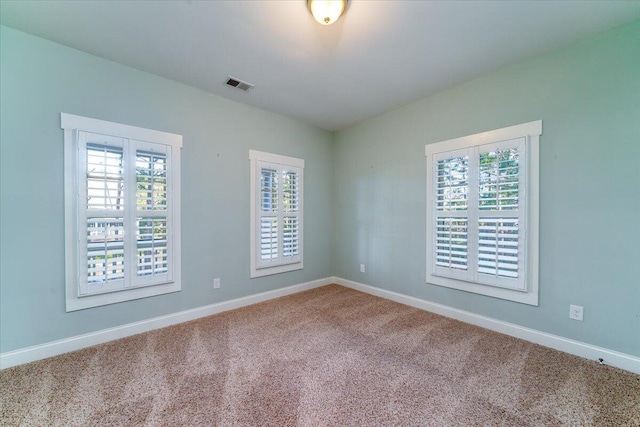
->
left=1, top=284, right=639, bottom=426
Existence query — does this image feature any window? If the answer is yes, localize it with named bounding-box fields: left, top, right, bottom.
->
left=62, top=113, right=182, bottom=311
left=425, top=121, right=541, bottom=305
left=249, top=150, right=304, bottom=278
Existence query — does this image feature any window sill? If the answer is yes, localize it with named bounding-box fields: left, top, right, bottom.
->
left=250, top=262, right=303, bottom=279
left=426, top=274, right=538, bottom=306
left=66, top=281, right=181, bottom=312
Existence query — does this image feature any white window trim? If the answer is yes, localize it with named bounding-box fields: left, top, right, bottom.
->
left=425, top=120, right=541, bottom=306
left=249, top=150, right=304, bottom=278
left=62, top=113, right=182, bottom=312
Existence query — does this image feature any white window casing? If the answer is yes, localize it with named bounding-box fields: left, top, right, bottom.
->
left=249, top=150, right=304, bottom=278
left=425, top=120, right=541, bottom=305
left=62, top=113, right=182, bottom=312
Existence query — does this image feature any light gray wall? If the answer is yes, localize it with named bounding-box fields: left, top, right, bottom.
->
left=0, top=26, right=334, bottom=353
left=333, top=20, right=640, bottom=357
left=2, top=21, right=639, bottom=358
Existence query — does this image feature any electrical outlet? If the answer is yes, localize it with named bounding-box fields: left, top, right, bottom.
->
left=213, top=278, right=221, bottom=289
left=569, top=305, right=583, bottom=321
left=360, top=264, right=365, bottom=273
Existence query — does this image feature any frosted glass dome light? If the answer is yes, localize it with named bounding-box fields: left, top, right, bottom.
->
left=308, top=0, right=348, bottom=25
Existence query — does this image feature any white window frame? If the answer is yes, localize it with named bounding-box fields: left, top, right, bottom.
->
left=62, top=113, right=182, bottom=312
left=249, top=150, right=304, bottom=278
left=425, top=120, right=541, bottom=305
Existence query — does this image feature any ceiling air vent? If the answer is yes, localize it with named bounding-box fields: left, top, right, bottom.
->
left=226, top=76, right=254, bottom=92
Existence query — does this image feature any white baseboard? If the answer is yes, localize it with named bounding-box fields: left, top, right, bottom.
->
left=0, top=277, right=333, bottom=370
left=4, top=276, right=638, bottom=375
left=333, top=277, right=640, bottom=375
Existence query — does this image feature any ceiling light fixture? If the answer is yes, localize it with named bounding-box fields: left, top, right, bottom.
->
left=308, top=0, right=348, bottom=26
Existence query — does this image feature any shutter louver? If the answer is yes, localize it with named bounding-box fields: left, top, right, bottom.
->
left=136, top=152, right=167, bottom=210
left=283, top=217, right=299, bottom=257
left=261, top=168, right=278, bottom=213
left=478, top=217, right=519, bottom=278
left=479, top=148, right=519, bottom=211
left=282, top=170, right=299, bottom=212
left=436, top=156, right=468, bottom=211
left=136, top=218, right=168, bottom=276
left=436, top=218, right=468, bottom=270
left=86, top=144, right=125, bottom=211
left=260, top=217, right=278, bottom=260
left=86, top=218, right=125, bottom=283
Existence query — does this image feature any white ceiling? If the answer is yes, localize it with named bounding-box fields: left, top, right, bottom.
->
left=1, top=1, right=639, bottom=131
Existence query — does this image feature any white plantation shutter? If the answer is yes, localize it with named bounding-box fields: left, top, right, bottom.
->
left=260, top=217, right=279, bottom=261
left=282, top=170, right=300, bottom=258
left=476, top=139, right=526, bottom=290
left=435, top=218, right=468, bottom=270
left=86, top=219, right=125, bottom=282
left=433, top=150, right=470, bottom=281
left=250, top=150, right=304, bottom=278
left=256, top=161, right=302, bottom=269
left=133, top=141, right=172, bottom=286
left=478, top=218, right=519, bottom=278
left=430, top=139, right=525, bottom=289
left=79, top=133, right=127, bottom=295
left=260, top=167, right=279, bottom=263
left=77, top=134, right=176, bottom=295
left=426, top=121, right=540, bottom=305
left=283, top=217, right=300, bottom=257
